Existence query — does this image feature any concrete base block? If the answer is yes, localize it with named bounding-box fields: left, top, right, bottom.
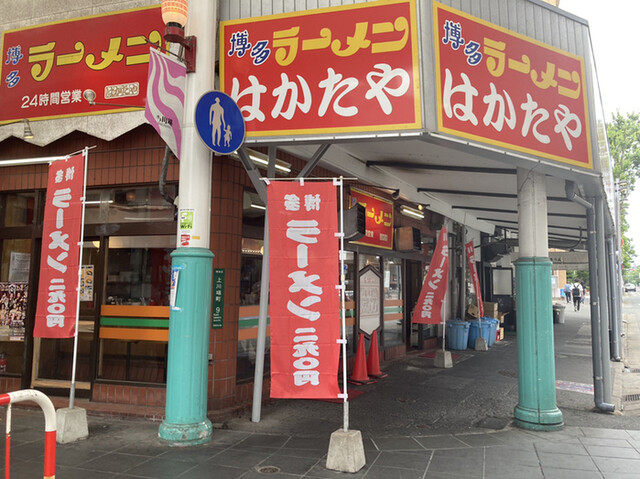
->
left=475, top=337, right=489, bottom=351
left=56, top=407, right=89, bottom=444
left=434, top=350, right=453, bottom=368
left=326, top=429, right=366, bottom=473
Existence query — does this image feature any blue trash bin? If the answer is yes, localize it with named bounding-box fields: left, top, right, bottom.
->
left=468, top=320, right=492, bottom=348
left=485, top=318, right=500, bottom=346
left=446, top=320, right=470, bottom=350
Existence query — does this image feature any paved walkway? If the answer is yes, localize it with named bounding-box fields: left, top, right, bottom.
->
left=1, top=298, right=640, bottom=478
left=5, top=408, right=640, bottom=478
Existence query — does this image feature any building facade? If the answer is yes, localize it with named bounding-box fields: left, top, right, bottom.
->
left=0, top=0, right=620, bottom=426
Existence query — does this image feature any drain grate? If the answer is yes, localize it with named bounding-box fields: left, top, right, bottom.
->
left=498, top=370, right=517, bottom=378
left=624, top=393, right=640, bottom=402
left=631, top=369, right=640, bottom=373
left=257, top=466, right=281, bottom=474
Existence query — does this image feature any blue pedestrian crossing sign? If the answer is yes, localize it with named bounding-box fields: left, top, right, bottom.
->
left=195, top=91, right=245, bottom=155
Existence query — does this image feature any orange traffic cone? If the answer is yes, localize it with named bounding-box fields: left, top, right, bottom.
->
left=367, top=329, right=388, bottom=378
left=349, top=333, right=375, bottom=385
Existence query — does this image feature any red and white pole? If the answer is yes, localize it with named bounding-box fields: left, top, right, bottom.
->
left=0, top=390, right=56, bottom=478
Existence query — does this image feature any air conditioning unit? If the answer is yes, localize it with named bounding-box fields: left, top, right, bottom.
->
left=344, top=204, right=366, bottom=241
left=395, top=226, right=421, bottom=251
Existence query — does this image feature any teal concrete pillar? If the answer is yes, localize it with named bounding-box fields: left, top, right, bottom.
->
left=157, top=0, right=218, bottom=445
left=513, top=168, right=563, bottom=431
left=159, top=248, right=214, bottom=444
left=513, top=257, right=563, bottom=430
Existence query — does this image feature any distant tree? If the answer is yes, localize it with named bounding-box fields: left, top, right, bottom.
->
left=606, top=112, right=640, bottom=275
left=607, top=112, right=640, bottom=189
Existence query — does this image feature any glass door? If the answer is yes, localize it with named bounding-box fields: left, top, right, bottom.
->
left=31, top=239, right=102, bottom=391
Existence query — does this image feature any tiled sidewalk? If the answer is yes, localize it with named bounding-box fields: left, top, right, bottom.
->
left=3, top=408, right=640, bottom=478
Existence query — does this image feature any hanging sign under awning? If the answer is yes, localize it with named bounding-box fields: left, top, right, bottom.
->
left=434, top=1, right=592, bottom=169
left=349, top=188, right=393, bottom=250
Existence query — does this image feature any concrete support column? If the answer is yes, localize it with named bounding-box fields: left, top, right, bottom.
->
left=159, top=0, right=217, bottom=445
left=513, top=169, right=563, bottom=431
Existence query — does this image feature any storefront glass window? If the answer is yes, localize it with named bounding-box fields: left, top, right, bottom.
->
left=2, top=193, right=35, bottom=227
left=84, top=186, right=176, bottom=224
left=98, top=235, right=174, bottom=384
left=32, top=240, right=97, bottom=388
left=105, top=236, right=174, bottom=306
left=343, top=251, right=356, bottom=353
left=383, top=258, right=404, bottom=347
left=358, top=254, right=380, bottom=271
left=237, top=239, right=270, bottom=382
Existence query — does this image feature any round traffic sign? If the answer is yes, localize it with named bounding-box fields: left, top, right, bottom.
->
left=194, top=91, right=245, bottom=155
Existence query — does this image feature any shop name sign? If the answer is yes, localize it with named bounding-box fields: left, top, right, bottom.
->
left=349, top=188, right=393, bottom=250
left=434, top=2, right=593, bottom=169
left=219, top=0, right=422, bottom=139
left=0, top=6, right=164, bottom=124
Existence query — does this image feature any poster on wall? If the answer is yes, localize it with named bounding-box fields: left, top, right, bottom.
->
left=34, top=154, right=85, bottom=338
left=0, top=282, right=27, bottom=341
left=80, top=265, right=94, bottom=302
left=8, top=252, right=30, bottom=282
left=268, top=180, right=341, bottom=399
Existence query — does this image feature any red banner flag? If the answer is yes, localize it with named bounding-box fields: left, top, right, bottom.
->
left=465, top=241, right=484, bottom=318
left=268, top=181, right=341, bottom=399
left=412, top=227, right=449, bottom=325
left=34, top=154, right=85, bottom=338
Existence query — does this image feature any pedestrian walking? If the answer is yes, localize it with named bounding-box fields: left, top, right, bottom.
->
left=572, top=280, right=583, bottom=311
left=564, top=283, right=572, bottom=304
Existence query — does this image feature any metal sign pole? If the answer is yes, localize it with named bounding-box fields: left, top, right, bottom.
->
left=69, top=147, right=89, bottom=409
left=337, top=177, right=349, bottom=432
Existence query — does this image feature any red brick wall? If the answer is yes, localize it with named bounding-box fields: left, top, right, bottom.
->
left=208, top=157, right=247, bottom=410
left=0, top=125, right=174, bottom=193
left=92, top=383, right=166, bottom=409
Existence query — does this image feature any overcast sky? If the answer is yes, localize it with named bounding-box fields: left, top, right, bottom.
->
left=559, top=0, right=640, bottom=266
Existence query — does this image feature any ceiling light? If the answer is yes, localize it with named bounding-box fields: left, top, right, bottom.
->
left=250, top=203, right=266, bottom=210
left=232, top=150, right=291, bottom=174
left=400, top=205, right=424, bottom=220
left=249, top=153, right=291, bottom=174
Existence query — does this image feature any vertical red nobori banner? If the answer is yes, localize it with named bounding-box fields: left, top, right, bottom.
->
left=465, top=241, right=484, bottom=318
left=34, top=154, right=85, bottom=338
left=268, top=181, right=341, bottom=399
left=411, top=227, right=449, bottom=325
